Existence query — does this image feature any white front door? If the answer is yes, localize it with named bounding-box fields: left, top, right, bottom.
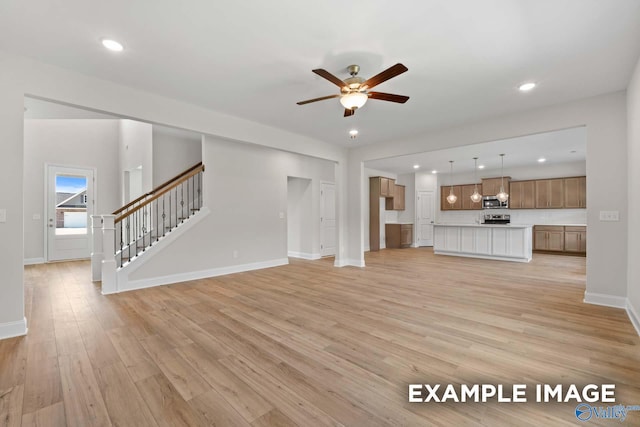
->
left=320, top=182, right=336, bottom=256
left=47, top=165, right=95, bottom=261
left=417, top=190, right=435, bottom=246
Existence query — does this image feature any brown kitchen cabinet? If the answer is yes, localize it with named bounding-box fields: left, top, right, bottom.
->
left=563, top=177, right=586, bottom=208
left=461, top=184, right=483, bottom=210
left=509, top=180, right=536, bottom=209
left=441, top=185, right=462, bottom=210
left=533, top=226, right=565, bottom=251
left=385, top=184, right=405, bottom=210
left=377, top=177, right=393, bottom=197
left=481, top=177, right=510, bottom=197
left=564, top=226, right=587, bottom=253
left=535, top=179, right=564, bottom=208
left=385, top=223, right=413, bottom=248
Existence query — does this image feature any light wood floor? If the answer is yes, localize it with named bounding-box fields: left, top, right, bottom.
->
left=1, top=248, right=639, bottom=426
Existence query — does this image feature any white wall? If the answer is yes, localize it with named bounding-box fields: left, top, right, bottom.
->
left=152, top=127, right=202, bottom=187
left=127, top=136, right=334, bottom=281
left=348, top=92, right=629, bottom=305
left=396, top=173, right=415, bottom=224
left=23, top=120, right=120, bottom=261
left=119, top=120, right=153, bottom=203
left=0, top=69, right=25, bottom=337
left=287, top=177, right=314, bottom=258
left=627, top=55, right=640, bottom=331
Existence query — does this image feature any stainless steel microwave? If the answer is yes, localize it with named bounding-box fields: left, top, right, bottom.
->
left=482, top=196, right=508, bottom=209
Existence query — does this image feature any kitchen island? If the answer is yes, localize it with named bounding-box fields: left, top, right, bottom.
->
left=434, top=224, right=533, bottom=262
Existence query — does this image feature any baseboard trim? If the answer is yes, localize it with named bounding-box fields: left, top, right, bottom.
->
left=583, top=292, right=627, bottom=309
left=0, top=317, right=28, bottom=340
left=335, top=258, right=365, bottom=268
left=24, top=257, right=45, bottom=265
left=117, top=258, right=289, bottom=294
left=626, top=299, right=640, bottom=337
left=287, top=251, right=321, bottom=260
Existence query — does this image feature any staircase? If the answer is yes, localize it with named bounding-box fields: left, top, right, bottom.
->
left=91, top=163, right=206, bottom=293
left=112, top=162, right=205, bottom=268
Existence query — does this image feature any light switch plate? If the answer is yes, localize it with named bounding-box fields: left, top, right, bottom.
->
left=33, top=213, right=41, bottom=220
left=599, top=211, right=619, bottom=221
left=0, top=209, right=6, bottom=223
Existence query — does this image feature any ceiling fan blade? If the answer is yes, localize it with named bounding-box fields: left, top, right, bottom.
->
left=296, top=94, right=340, bottom=105
left=368, top=92, right=410, bottom=103
left=361, top=63, right=408, bottom=90
left=312, top=69, right=348, bottom=89
left=344, top=108, right=355, bottom=117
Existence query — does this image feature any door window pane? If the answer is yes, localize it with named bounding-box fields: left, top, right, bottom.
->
left=55, top=175, right=88, bottom=235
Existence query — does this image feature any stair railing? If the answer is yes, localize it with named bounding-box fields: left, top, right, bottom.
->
left=113, top=162, right=204, bottom=268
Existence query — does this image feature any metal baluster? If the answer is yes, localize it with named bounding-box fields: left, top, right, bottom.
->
left=155, top=199, right=159, bottom=242
left=127, top=217, right=131, bottom=264
left=162, top=195, right=166, bottom=237
left=181, top=181, right=184, bottom=223
left=175, top=187, right=178, bottom=226
left=120, top=219, right=124, bottom=267
left=199, top=171, right=202, bottom=208
left=169, top=191, right=172, bottom=232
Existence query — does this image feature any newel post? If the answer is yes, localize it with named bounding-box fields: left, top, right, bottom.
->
left=90, top=215, right=103, bottom=282
left=101, top=215, right=117, bottom=294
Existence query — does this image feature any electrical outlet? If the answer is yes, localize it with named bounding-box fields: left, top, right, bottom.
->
left=599, top=211, right=619, bottom=221
left=279, top=211, right=285, bottom=219
left=233, top=250, right=239, bottom=259
left=0, top=209, right=6, bottom=223
left=33, top=213, right=41, bottom=220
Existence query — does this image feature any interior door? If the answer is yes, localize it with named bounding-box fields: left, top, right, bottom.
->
left=320, top=182, right=336, bottom=256
left=47, top=165, right=95, bottom=261
left=417, top=190, right=435, bottom=246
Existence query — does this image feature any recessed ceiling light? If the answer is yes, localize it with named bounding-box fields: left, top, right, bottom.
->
left=349, top=129, right=358, bottom=139
left=102, top=39, right=124, bottom=52
left=413, top=164, right=420, bottom=169
left=478, top=165, right=485, bottom=169
left=431, top=170, right=437, bottom=174
left=519, top=82, right=536, bottom=92
left=538, top=158, right=546, bottom=163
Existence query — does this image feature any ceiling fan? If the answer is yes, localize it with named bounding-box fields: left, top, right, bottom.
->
left=297, top=63, right=409, bottom=117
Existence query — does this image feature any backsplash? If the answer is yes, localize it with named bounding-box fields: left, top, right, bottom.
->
left=437, top=209, right=587, bottom=225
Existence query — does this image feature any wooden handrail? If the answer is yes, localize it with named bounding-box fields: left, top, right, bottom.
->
left=115, top=164, right=204, bottom=224
left=112, top=162, right=204, bottom=215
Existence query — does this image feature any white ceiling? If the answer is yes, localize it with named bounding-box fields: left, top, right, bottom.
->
left=365, top=126, right=586, bottom=175
left=3, top=1, right=640, bottom=147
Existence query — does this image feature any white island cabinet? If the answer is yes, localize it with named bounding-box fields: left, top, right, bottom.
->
left=434, top=224, right=533, bottom=262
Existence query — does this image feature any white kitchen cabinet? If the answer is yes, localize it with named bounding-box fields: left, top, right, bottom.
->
left=434, top=224, right=532, bottom=262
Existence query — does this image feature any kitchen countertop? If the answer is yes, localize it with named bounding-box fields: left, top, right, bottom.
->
left=434, top=223, right=533, bottom=228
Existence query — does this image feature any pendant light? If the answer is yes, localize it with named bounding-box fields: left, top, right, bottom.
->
left=496, top=153, right=509, bottom=202
left=446, top=160, right=458, bottom=204
left=470, top=157, right=482, bottom=203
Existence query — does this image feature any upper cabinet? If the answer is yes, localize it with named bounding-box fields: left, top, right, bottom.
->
left=563, top=177, right=586, bottom=208
left=461, top=184, right=483, bottom=210
left=379, top=177, right=393, bottom=197
left=535, top=179, right=565, bottom=208
left=386, top=184, right=405, bottom=210
left=509, top=180, right=536, bottom=209
left=481, top=177, right=510, bottom=197
left=441, top=185, right=463, bottom=210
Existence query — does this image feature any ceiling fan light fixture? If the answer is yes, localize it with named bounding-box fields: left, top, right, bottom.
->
left=340, top=92, right=368, bottom=110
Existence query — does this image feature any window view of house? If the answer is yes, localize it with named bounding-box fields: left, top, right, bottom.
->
left=55, top=175, right=88, bottom=235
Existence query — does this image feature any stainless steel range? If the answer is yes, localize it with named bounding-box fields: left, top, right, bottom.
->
left=483, top=213, right=511, bottom=224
